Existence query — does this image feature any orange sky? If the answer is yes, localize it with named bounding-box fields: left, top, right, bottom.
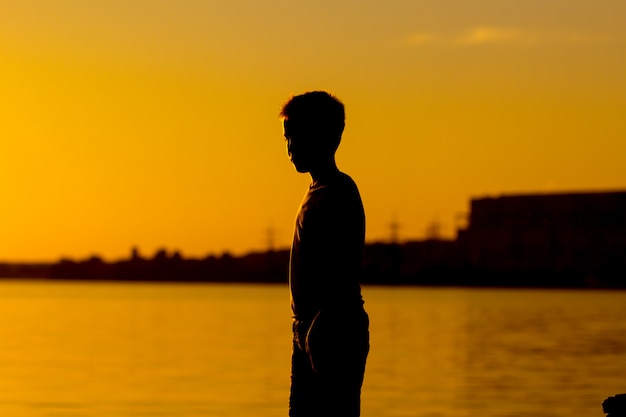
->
left=1, top=1, right=625, bottom=261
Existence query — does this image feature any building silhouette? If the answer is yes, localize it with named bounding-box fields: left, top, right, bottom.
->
left=458, top=190, right=626, bottom=287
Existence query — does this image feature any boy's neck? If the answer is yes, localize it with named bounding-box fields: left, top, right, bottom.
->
left=309, top=160, right=340, bottom=184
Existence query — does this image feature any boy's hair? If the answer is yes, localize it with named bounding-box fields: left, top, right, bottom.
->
left=280, top=91, right=345, bottom=149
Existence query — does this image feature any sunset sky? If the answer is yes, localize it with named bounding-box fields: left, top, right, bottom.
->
left=1, top=0, right=625, bottom=261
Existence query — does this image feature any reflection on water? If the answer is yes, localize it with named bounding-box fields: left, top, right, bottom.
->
left=0, top=281, right=624, bottom=417
left=366, top=287, right=626, bottom=417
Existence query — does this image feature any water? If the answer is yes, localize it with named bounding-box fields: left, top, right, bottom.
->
left=0, top=281, right=624, bottom=417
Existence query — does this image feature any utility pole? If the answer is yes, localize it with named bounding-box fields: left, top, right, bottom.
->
left=265, top=222, right=276, bottom=252
left=389, top=213, right=401, bottom=245
left=425, top=218, right=442, bottom=241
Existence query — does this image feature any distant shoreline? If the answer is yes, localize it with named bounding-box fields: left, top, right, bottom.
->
left=1, top=240, right=624, bottom=289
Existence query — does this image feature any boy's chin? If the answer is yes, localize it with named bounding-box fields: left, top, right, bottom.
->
left=292, top=163, right=310, bottom=173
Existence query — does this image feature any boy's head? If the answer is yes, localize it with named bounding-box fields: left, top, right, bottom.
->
left=280, top=91, right=345, bottom=173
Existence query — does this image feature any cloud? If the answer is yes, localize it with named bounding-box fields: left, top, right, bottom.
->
left=457, top=27, right=536, bottom=45
left=405, top=26, right=624, bottom=47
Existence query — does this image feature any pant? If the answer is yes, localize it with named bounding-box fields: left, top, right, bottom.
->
left=289, top=308, right=369, bottom=417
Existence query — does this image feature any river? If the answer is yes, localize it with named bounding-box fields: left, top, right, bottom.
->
left=0, top=281, right=624, bottom=416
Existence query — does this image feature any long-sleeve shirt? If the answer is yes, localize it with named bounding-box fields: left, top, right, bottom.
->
left=289, top=171, right=365, bottom=321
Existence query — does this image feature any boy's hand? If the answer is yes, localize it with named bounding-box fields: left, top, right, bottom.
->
left=305, top=310, right=325, bottom=372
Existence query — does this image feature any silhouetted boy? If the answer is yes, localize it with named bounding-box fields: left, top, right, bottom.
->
left=280, top=91, right=369, bottom=417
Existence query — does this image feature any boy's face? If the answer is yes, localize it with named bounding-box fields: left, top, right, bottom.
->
left=283, top=118, right=317, bottom=173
